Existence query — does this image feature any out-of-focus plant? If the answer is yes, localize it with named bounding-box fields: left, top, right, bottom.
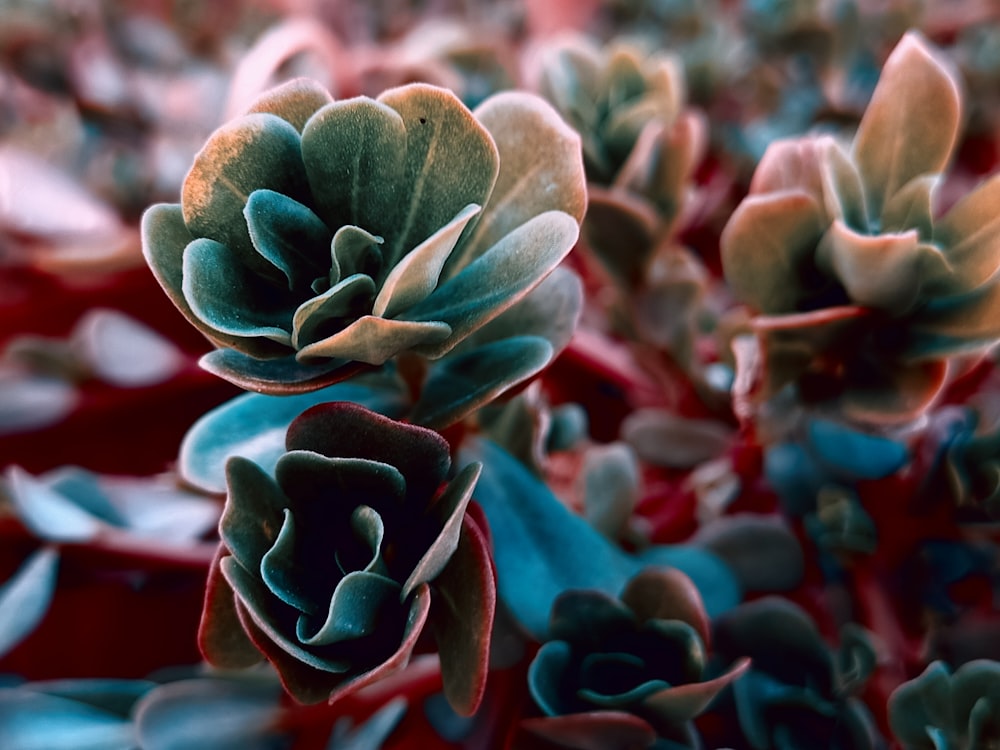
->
left=889, top=659, right=1000, bottom=749
left=521, top=567, right=749, bottom=750
left=723, top=31, right=1000, bottom=426
left=199, top=402, right=495, bottom=716
left=142, top=76, right=586, bottom=427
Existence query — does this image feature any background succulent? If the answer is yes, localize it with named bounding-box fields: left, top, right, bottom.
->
left=198, top=402, right=494, bottom=716
left=722, top=31, right=1000, bottom=425
left=142, top=76, right=586, bottom=398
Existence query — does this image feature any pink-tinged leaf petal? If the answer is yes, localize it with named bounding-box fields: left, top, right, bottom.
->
left=880, top=175, right=937, bottom=237
left=852, top=32, right=962, bottom=218
left=198, top=350, right=362, bottom=395
left=749, top=138, right=826, bottom=203
left=639, top=657, right=751, bottom=727
left=0, top=371, right=78, bottom=436
left=454, top=91, right=587, bottom=273
left=721, top=190, right=826, bottom=314
left=692, top=515, right=804, bottom=594
left=286, top=402, right=451, bottom=499
left=295, top=316, right=452, bottom=365
left=620, top=567, right=709, bottom=646
left=816, top=136, right=867, bottom=231
left=291, top=274, right=377, bottom=350
left=0, top=547, right=58, bottom=658
left=198, top=549, right=264, bottom=669
left=815, top=220, right=922, bottom=313
left=582, top=187, right=659, bottom=288
left=373, top=203, right=482, bottom=319
left=182, top=114, right=310, bottom=276
left=840, top=358, right=949, bottom=425
left=519, top=712, right=657, bottom=750
left=622, top=409, right=733, bottom=469
left=581, top=442, right=640, bottom=541
left=430, top=513, right=496, bottom=716
left=243, top=77, right=334, bottom=132
left=931, top=173, right=1000, bottom=293
left=401, top=211, right=580, bottom=358
left=402, top=462, right=481, bottom=598
left=72, top=309, right=185, bottom=388
left=910, top=280, right=1000, bottom=355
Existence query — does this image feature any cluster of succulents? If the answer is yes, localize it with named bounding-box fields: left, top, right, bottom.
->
left=4, top=2, right=1000, bottom=749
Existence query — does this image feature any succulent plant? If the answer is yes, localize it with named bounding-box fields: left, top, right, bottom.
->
left=531, top=34, right=705, bottom=290
left=889, top=659, right=1000, bottom=749
left=198, top=402, right=495, bottom=715
left=712, top=597, right=884, bottom=750
left=142, top=77, right=586, bottom=395
left=722, top=31, right=1000, bottom=424
left=523, top=567, right=749, bottom=749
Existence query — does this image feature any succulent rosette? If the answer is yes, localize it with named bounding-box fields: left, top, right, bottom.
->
left=198, top=402, right=495, bottom=715
left=142, top=77, right=586, bottom=395
left=523, top=567, right=749, bottom=749
left=531, top=34, right=705, bottom=289
left=722, top=31, right=1000, bottom=424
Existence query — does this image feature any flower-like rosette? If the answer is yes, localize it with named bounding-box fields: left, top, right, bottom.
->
left=524, top=567, right=749, bottom=748
left=198, top=402, right=495, bottom=715
left=142, top=77, right=586, bottom=396
left=721, top=32, right=1000, bottom=424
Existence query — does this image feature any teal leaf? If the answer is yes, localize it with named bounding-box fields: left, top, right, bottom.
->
left=0, top=548, right=59, bottom=658
left=376, top=84, right=499, bottom=268
left=183, top=238, right=295, bottom=345
left=300, top=97, right=407, bottom=241
left=528, top=640, right=574, bottom=716
left=198, top=348, right=361, bottom=394
left=410, top=336, right=553, bottom=429
left=296, top=570, right=401, bottom=647
left=291, top=274, right=377, bottom=350
left=179, top=380, right=408, bottom=494
left=220, top=457, right=287, bottom=574
left=329, top=696, right=407, bottom=750
left=244, top=189, right=331, bottom=291
left=22, top=679, right=153, bottom=718
left=464, top=438, right=740, bottom=639
left=806, top=418, right=909, bottom=480
left=402, top=211, right=579, bottom=358
left=0, top=690, right=135, bottom=750
left=199, top=550, right=264, bottom=669
left=182, top=113, right=309, bottom=276
left=134, top=678, right=285, bottom=750
left=5, top=467, right=102, bottom=542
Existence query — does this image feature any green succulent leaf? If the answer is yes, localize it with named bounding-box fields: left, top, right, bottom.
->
left=296, top=570, right=401, bottom=647
left=0, top=690, right=136, bottom=749
left=0, top=547, right=59, bottom=659
left=299, top=97, right=406, bottom=241
left=291, top=274, right=377, bottom=350
left=721, top=190, right=825, bottom=314
left=219, top=457, right=288, bottom=573
left=182, top=113, right=310, bottom=277
left=852, top=32, right=961, bottom=220
left=377, top=84, right=500, bottom=267
left=402, top=211, right=579, bottom=358
left=452, top=91, right=588, bottom=273
left=245, top=77, right=333, bottom=132
left=296, top=315, right=453, bottom=365
left=244, top=189, right=331, bottom=292
left=199, top=549, right=264, bottom=669
left=930, top=173, right=1000, bottom=294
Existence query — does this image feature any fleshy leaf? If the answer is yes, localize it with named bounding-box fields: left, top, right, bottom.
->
left=183, top=238, right=295, bottom=344
left=6, top=467, right=102, bottom=542
left=806, top=418, right=909, bottom=480
left=452, top=91, right=587, bottom=273
left=296, top=315, right=452, bottom=365
left=134, top=678, right=286, bottom=750
left=376, top=84, right=499, bottom=267
left=622, top=409, right=732, bottom=469
left=245, top=77, right=333, bottom=131
left=410, top=336, right=553, bottom=429
left=372, top=203, right=481, bottom=319
left=429, top=513, right=496, bottom=716
left=180, top=380, right=407, bottom=494
left=520, top=711, right=657, bottom=750
left=0, top=547, right=59, bottom=658
left=199, top=549, right=263, bottom=669
left=300, top=96, right=406, bottom=237
left=244, top=189, right=331, bottom=292
left=640, top=656, right=751, bottom=728
left=852, top=32, right=961, bottom=218
left=0, top=690, right=135, bottom=749
left=581, top=442, right=640, bottom=541
left=691, top=516, right=804, bottom=593
left=182, top=113, right=309, bottom=275
left=219, top=457, right=288, bottom=573
left=296, top=570, right=401, bottom=647
left=721, top=190, right=825, bottom=314
left=198, top=349, right=362, bottom=395
left=402, top=462, right=481, bottom=598
left=401, top=211, right=579, bottom=358
left=929, top=173, right=1000, bottom=294
left=620, top=567, right=709, bottom=646
left=291, top=274, right=377, bottom=350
